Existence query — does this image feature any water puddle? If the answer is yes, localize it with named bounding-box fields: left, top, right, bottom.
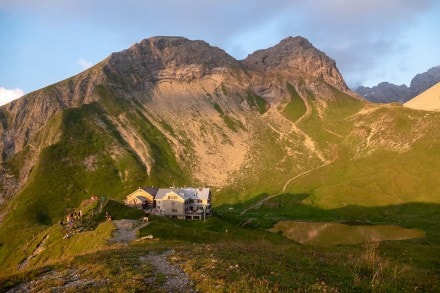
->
left=269, top=221, right=425, bottom=244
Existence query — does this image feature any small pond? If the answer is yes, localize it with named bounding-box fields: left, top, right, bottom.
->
left=269, top=221, right=425, bottom=245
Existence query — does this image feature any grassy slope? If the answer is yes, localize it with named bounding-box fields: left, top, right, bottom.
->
left=0, top=87, right=191, bottom=269
left=290, top=105, right=440, bottom=208
left=210, top=84, right=440, bottom=290
left=2, top=209, right=438, bottom=292
left=282, top=82, right=307, bottom=122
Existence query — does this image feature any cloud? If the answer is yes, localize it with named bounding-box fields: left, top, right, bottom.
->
left=78, top=58, right=93, bottom=70
left=0, top=87, right=24, bottom=106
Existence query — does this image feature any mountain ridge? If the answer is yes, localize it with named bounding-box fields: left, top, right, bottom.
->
left=242, top=36, right=349, bottom=92
left=356, top=65, right=440, bottom=103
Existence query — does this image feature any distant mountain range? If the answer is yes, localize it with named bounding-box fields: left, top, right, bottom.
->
left=356, top=66, right=440, bottom=103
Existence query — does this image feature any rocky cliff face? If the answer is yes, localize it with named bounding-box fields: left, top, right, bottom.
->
left=356, top=65, right=440, bottom=103
left=104, top=37, right=240, bottom=92
left=242, top=37, right=349, bottom=92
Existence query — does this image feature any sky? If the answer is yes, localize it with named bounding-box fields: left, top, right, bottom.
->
left=1, top=0, right=440, bottom=106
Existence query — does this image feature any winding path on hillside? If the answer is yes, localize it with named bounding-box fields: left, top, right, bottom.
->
left=241, top=90, right=337, bottom=215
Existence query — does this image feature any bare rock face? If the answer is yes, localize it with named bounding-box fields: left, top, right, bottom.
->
left=104, top=36, right=240, bottom=91
left=242, top=36, right=349, bottom=92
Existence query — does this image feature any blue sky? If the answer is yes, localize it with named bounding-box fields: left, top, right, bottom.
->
left=1, top=0, right=440, bottom=105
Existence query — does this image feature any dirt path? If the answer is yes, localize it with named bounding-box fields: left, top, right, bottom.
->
left=109, top=219, right=149, bottom=244
left=141, top=250, right=194, bottom=292
left=270, top=96, right=329, bottom=164
left=241, top=94, right=337, bottom=215
left=281, top=157, right=335, bottom=192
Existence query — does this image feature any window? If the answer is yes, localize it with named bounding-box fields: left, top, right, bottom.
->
left=172, top=209, right=177, bottom=213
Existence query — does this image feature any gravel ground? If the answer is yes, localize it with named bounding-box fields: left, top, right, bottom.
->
left=142, top=250, right=194, bottom=292
left=108, top=219, right=149, bottom=244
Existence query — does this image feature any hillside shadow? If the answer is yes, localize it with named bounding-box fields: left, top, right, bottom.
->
left=215, top=193, right=440, bottom=243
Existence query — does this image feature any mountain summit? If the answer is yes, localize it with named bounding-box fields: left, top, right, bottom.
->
left=105, top=37, right=240, bottom=90
left=243, top=36, right=349, bottom=92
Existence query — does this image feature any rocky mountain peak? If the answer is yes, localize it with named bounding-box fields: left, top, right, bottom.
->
left=242, top=36, right=349, bottom=92
left=141, top=36, right=239, bottom=68
left=273, top=36, right=314, bottom=50
left=103, top=36, right=240, bottom=91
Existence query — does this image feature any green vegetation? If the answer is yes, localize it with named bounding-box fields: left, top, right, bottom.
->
left=245, top=91, right=269, bottom=114
left=0, top=247, right=157, bottom=292
left=282, top=82, right=307, bottom=122
left=270, top=221, right=425, bottom=244
left=212, top=103, right=245, bottom=132
left=0, top=86, right=191, bottom=271
left=1, top=190, right=440, bottom=291
left=100, top=200, right=144, bottom=221
left=158, top=120, right=176, bottom=137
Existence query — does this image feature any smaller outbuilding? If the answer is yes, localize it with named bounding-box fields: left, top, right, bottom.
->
left=124, top=187, right=158, bottom=210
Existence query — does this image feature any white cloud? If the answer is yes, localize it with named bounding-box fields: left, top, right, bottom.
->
left=0, top=87, right=24, bottom=106
left=78, top=58, right=93, bottom=70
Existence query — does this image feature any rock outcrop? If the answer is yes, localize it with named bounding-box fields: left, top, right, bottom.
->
left=104, top=36, right=240, bottom=92
left=242, top=36, right=349, bottom=92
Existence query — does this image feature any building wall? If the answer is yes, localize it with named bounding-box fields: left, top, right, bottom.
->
left=125, top=189, right=154, bottom=208
left=156, top=192, right=190, bottom=217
